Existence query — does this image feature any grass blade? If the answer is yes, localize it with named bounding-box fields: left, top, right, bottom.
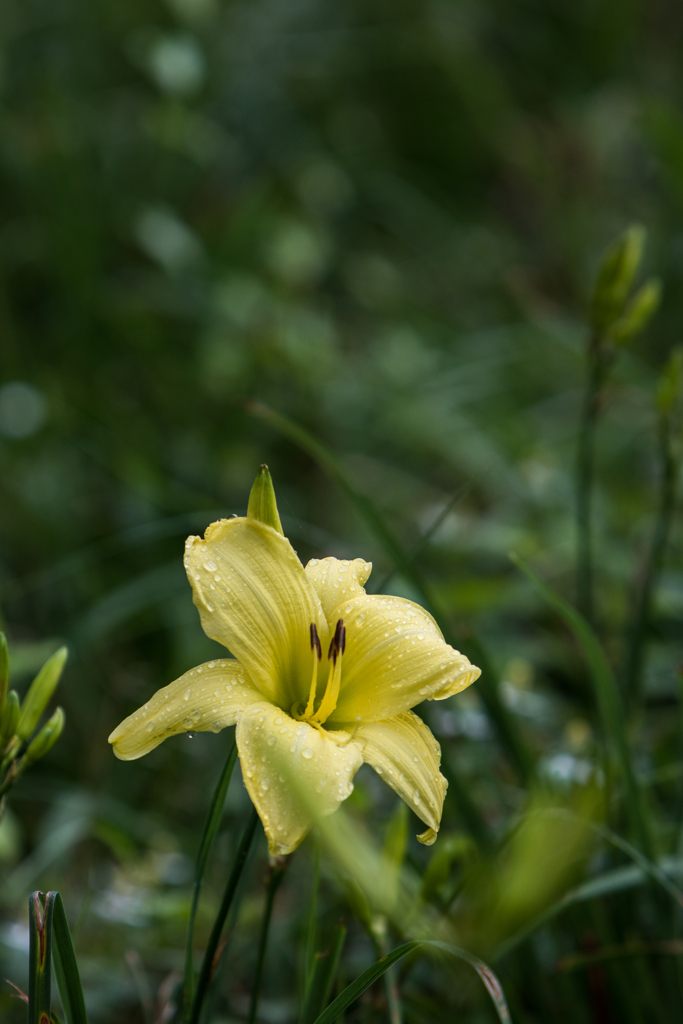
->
left=510, top=553, right=651, bottom=856
left=184, top=740, right=238, bottom=1019
left=247, top=401, right=534, bottom=786
left=190, top=806, right=259, bottom=1024
left=51, top=892, right=88, bottom=1024
left=310, top=939, right=511, bottom=1024
left=29, top=890, right=53, bottom=1024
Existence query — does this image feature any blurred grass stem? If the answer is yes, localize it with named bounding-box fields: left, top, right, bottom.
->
left=190, top=806, right=259, bottom=1024
left=623, top=411, right=678, bottom=704
left=184, top=740, right=238, bottom=1020
left=248, top=855, right=288, bottom=1024
left=576, top=336, right=608, bottom=625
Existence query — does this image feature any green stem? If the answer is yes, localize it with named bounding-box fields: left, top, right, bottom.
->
left=190, top=806, right=259, bottom=1024
left=248, top=856, right=288, bottom=1024
left=184, top=741, right=238, bottom=1020
left=623, top=414, right=678, bottom=705
left=576, top=336, right=607, bottom=626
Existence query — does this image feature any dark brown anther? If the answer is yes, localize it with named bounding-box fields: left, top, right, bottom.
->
left=310, top=623, right=322, bottom=660
left=328, top=619, right=345, bottom=665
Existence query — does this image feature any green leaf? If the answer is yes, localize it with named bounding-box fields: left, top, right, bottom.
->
left=17, top=647, right=68, bottom=742
left=247, top=464, right=284, bottom=535
left=184, top=740, right=238, bottom=1020
left=510, top=553, right=652, bottom=857
left=310, top=940, right=511, bottom=1024
left=50, top=892, right=88, bottom=1024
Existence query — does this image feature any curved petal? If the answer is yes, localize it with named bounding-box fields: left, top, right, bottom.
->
left=185, top=518, right=328, bottom=710
left=109, top=659, right=262, bottom=760
left=305, top=557, right=372, bottom=628
left=356, top=712, right=446, bottom=844
left=236, top=702, right=363, bottom=856
left=327, top=594, right=480, bottom=724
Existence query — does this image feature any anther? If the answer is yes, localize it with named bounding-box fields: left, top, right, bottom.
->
left=328, top=618, right=344, bottom=666
left=310, top=623, right=322, bottom=660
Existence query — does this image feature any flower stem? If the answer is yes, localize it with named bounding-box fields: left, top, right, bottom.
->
left=623, top=412, right=678, bottom=705
left=184, top=740, right=238, bottom=1020
left=576, top=335, right=609, bottom=625
left=190, top=805, right=259, bottom=1024
left=248, top=855, right=288, bottom=1024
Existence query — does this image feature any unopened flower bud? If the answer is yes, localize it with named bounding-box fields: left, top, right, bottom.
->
left=590, top=224, right=646, bottom=336
left=0, top=690, right=20, bottom=750
left=247, top=465, right=284, bottom=535
left=21, top=707, right=65, bottom=768
left=16, top=646, right=68, bottom=742
left=611, top=278, right=661, bottom=347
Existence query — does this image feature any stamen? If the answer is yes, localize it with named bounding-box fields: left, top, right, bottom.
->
left=314, top=618, right=345, bottom=725
left=303, top=623, right=322, bottom=719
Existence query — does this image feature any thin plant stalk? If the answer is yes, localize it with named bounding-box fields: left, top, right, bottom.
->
left=623, top=412, right=678, bottom=704
left=576, top=335, right=608, bottom=625
left=184, top=740, right=238, bottom=1019
left=304, top=838, right=321, bottom=989
left=190, top=806, right=259, bottom=1024
left=248, top=856, right=288, bottom=1024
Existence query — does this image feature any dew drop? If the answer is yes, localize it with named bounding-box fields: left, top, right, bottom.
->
left=267, top=735, right=276, bottom=747
left=302, top=748, right=314, bottom=759
left=204, top=559, right=218, bottom=571
left=187, top=731, right=196, bottom=739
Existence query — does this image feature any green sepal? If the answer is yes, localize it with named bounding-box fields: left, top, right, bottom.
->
left=247, top=465, right=284, bottom=535
left=0, top=633, right=8, bottom=713
left=610, top=278, right=661, bottom=346
left=17, top=647, right=68, bottom=742
left=0, top=690, right=20, bottom=750
left=590, top=224, right=646, bottom=336
left=21, top=708, right=65, bottom=769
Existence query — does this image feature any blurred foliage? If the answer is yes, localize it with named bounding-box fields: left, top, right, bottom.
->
left=1, top=0, right=683, bottom=1020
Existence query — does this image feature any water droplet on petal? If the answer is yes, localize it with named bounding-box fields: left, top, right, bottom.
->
left=302, top=748, right=314, bottom=759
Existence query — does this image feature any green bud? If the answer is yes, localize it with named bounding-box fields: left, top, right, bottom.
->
left=0, top=690, right=20, bottom=749
left=247, top=465, right=284, bottom=535
left=16, top=646, right=68, bottom=741
left=0, top=633, right=7, bottom=714
left=590, top=224, right=646, bottom=336
left=656, top=347, right=683, bottom=416
left=611, top=278, right=662, bottom=346
left=21, top=707, right=65, bottom=768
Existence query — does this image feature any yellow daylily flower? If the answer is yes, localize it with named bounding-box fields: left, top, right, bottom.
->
left=109, top=494, right=480, bottom=855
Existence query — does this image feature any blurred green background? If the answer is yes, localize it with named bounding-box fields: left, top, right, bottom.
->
left=1, top=0, right=682, bottom=1020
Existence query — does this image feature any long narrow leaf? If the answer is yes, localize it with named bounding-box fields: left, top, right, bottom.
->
left=247, top=401, right=534, bottom=786
left=310, top=939, right=511, bottom=1024
left=184, top=740, right=238, bottom=1019
left=51, top=892, right=88, bottom=1024
left=29, top=891, right=53, bottom=1024
left=510, top=553, right=651, bottom=855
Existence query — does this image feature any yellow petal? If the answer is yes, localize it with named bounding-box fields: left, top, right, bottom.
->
left=108, top=659, right=262, bottom=760
left=305, top=557, right=372, bottom=627
left=355, top=712, right=446, bottom=840
left=236, top=701, right=363, bottom=856
left=185, top=518, right=328, bottom=710
left=327, top=594, right=480, bottom=723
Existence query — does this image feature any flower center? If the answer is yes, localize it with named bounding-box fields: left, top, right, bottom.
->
left=292, top=619, right=345, bottom=727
